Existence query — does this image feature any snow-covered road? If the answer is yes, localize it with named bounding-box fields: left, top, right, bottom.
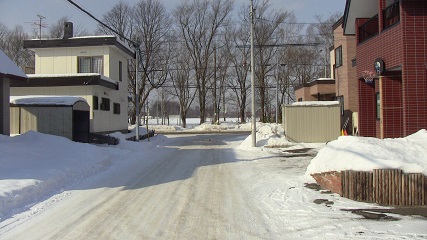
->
left=1, top=134, right=273, bottom=239
left=1, top=133, right=427, bottom=239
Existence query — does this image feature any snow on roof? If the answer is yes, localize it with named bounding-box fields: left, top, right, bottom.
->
left=291, top=101, right=339, bottom=106
left=0, top=50, right=27, bottom=79
left=28, top=73, right=117, bottom=85
left=306, top=129, right=427, bottom=176
left=10, top=95, right=87, bottom=106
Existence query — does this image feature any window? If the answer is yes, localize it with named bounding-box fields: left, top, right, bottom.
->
left=119, top=61, right=123, bottom=82
left=113, top=103, right=120, bottom=114
left=100, top=97, right=110, bottom=111
left=298, top=98, right=302, bottom=102
left=78, top=56, right=103, bottom=74
left=93, top=96, right=99, bottom=110
left=376, top=93, right=381, bottom=119
left=335, top=46, right=342, bottom=68
left=383, top=1, right=400, bottom=30
left=358, top=15, right=379, bottom=43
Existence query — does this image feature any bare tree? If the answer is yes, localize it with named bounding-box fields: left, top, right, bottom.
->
left=275, top=13, right=302, bottom=107
left=132, top=0, right=172, bottom=124
left=98, top=2, right=137, bottom=122
left=168, top=43, right=197, bottom=128
left=1, top=25, right=34, bottom=70
left=251, top=0, right=290, bottom=122
left=224, top=23, right=251, bottom=123
left=216, top=44, right=231, bottom=122
left=174, top=0, right=234, bottom=124
left=100, top=0, right=172, bottom=124
left=45, top=17, right=89, bottom=38
left=0, top=22, right=7, bottom=50
left=97, top=1, right=134, bottom=41
left=311, top=12, right=342, bottom=78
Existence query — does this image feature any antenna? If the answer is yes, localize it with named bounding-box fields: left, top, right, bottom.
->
left=27, top=14, right=48, bottom=39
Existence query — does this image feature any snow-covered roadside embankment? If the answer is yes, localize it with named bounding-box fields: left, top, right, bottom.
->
left=0, top=131, right=117, bottom=221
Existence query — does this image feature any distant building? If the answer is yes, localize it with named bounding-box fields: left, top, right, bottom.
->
left=294, top=78, right=336, bottom=102
left=294, top=16, right=358, bottom=135
left=331, top=17, right=358, bottom=135
left=343, top=0, right=427, bottom=138
left=11, top=22, right=134, bottom=133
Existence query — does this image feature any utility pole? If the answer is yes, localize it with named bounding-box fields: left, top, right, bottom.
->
left=213, top=45, right=217, bottom=124
left=250, top=0, right=256, bottom=147
left=135, top=46, right=140, bottom=141
left=276, top=62, right=279, bottom=125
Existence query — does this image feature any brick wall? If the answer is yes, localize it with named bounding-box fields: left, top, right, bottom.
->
left=382, top=75, right=403, bottom=138
left=401, top=0, right=427, bottom=136
left=358, top=79, right=377, bottom=137
left=355, top=0, right=427, bottom=138
left=334, top=24, right=358, bottom=113
left=311, top=171, right=342, bottom=195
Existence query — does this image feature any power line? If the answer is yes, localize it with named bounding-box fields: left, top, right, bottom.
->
left=66, top=0, right=134, bottom=45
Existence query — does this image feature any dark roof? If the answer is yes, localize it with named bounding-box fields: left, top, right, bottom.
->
left=24, top=36, right=135, bottom=58
left=332, top=16, right=344, bottom=30
left=294, top=79, right=335, bottom=90
left=343, top=0, right=351, bottom=33
left=0, top=49, right=28, bottom=81
left=0, top=73, right=28, bottom=82
left=342, top=0, right=377, bottom=35
left=11, top=74, right=118, bottom=90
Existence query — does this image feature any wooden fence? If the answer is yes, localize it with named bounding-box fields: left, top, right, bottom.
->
left=341, top=169, right=426, bottom=206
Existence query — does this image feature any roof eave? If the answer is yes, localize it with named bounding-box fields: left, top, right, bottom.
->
left=11, top=75, right=118, bottom=90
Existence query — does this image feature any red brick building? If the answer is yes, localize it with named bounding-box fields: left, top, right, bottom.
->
left=343, top=0, right=427, bottom=138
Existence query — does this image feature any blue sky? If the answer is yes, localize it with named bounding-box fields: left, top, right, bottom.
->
left=0, top=0, right=345, bottom=34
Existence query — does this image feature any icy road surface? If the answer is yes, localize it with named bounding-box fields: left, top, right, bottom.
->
left=1, top=134, right=426, bottom=239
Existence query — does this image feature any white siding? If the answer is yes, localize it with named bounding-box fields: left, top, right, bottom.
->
left=14, top=43, right=131, bottom=133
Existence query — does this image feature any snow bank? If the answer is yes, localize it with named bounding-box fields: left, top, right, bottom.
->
left=306, top=130, right=427, bottom=176
left=239, top=123, right=293, bottom=150
left=0, top=131, right=115, bottom=220
left=147, top=119, right=252, bottom=132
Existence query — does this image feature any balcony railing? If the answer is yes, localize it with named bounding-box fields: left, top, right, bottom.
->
left=358, top=15, right=379, bottom=44
left=383, top=1, right=400, bottom=30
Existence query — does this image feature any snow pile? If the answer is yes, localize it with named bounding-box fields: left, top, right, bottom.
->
left=306, top=129, right=427, bottom=175
left=194, top=123, right=230, bottom=131
left=148, top=119, right=253, bottom=132
left=0, top=131, right=115, bottom=220
left=239, top=123, right=293, bottom=150
left=147, top=124, right=181, bottom=132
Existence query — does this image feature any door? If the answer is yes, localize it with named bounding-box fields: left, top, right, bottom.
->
left=73, top=110, right=90, bottom=143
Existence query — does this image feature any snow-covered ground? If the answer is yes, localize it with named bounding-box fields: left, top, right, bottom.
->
left=1, top=121, right=427, bottom=239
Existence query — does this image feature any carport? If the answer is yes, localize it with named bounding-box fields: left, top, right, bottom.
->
left=0, top=50, right=28, bottom=135
left=10, top=96, right=90, bottom=143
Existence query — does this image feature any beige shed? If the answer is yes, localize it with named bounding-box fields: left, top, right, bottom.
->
left=10, top=96, right=90, bottom=143
left=283, top=101, right=340, bottom=143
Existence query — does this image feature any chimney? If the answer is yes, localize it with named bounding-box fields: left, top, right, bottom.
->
left=63, top=22, right=73, bottom=39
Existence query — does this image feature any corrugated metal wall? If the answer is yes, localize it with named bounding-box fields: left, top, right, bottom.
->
left=10, top=106, right=73, bottom=139
left=283, top=104, right=340, bottom=143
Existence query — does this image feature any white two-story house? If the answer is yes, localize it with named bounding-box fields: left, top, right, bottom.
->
left=11, top=22, right=134, bottom=133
